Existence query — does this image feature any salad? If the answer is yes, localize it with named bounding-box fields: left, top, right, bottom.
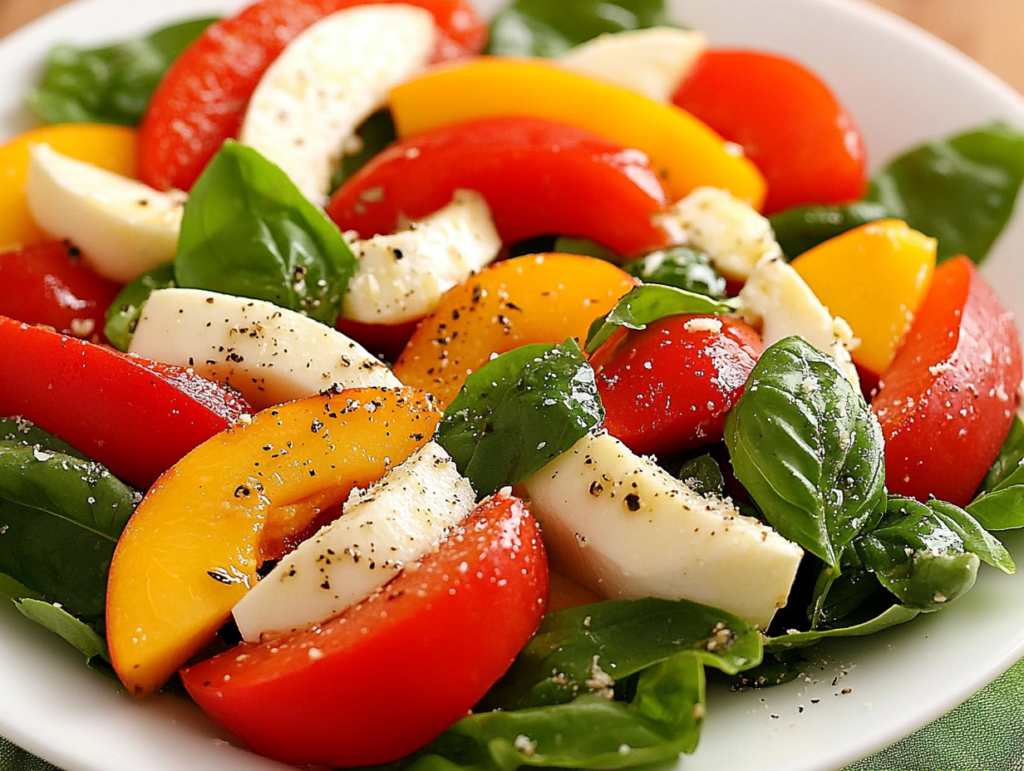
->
left=2, top=0, right=1024, bottom=769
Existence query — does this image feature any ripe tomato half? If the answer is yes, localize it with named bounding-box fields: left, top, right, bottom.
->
left=181, top=493, right=548, bottom=768
left=590, top=314, right=763, bottom=457
left=872, top=256, right=1023, bottom=506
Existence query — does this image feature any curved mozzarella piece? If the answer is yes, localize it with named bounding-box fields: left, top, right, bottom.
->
left=239, top=5, right=437, bottom=205
left=519, top=431, right=803, bottom=629
left=737, top=254, right=861, bottom=387
left=558, top=27, right=707, bottom=104
left=655, top=186, right=781, bottom=281
left=129, top=288, right=399, bottom=409
left=342, top=190, right=501, bottom=325
left=25, top=143, right=185, bottom=283
left=233, top=441, right=475, bottom=641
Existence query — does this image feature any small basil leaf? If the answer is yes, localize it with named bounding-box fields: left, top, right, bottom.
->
left=103, top=261, right=175, bottom=351
left=25, top=17, right=216, bottom=126
left=14, top=599, right=112, bottom=669
left=967, top=416, right=1024, bottom=530
left=978, top=415, right=1024, bottom=492
left=0, top=572, right=43, bottom=601
left=764, top=605, right=920, bottom=652
left=674, top=454, right=725, bottom=497
left=723, top=336, right=886, bottom=567
left=175, top=141, right=357, bottom=325
left=436, top=340, right=603, bottom=497
left=584, top=285, right=738, bottom=354
left=621, top=247, right=727, bottom=299
left=727, top=649, right=806, bottom=689
left=330, top=110, right=397, bottom=192
left=552, top=236, right=620, bottom=262
left=486, top=0, right=673, bottom=57
left=0, top=417, right=87, bottom=460
left=769, top=201, right=889, bottom=260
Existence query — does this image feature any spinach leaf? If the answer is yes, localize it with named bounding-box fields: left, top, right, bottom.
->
left=621, top=247, right=727, bottom=299
left=486, top=0, right=673, bottom=57
left=330, top=110, right=397, bottom=192
left=436, top=341, right=603, bottom=497
left=967, top=416, right=1024, bottom=530
left=25, top=17, right=216, bottom=126
left=0, top=445, right=138, bottom=623
left=584, top=285, right=737, bottom=354
left=769, top=123, right=1024, bottom=264
left=175, top=141, right=357, bottom=325
left=723, top=336, right=886, bottom=568
left=764, top=605, right=920, bottom=652
left=0, top=417, right=86, bottom=459
left=103, top=262, right=176, bottom=351
left=15, top=599, right=112, bottom=670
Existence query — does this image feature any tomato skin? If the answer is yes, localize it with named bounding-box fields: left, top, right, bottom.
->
left=138, top=0, right=487, bottom=192
left=0, top=240, right=122, bottom=343
left=872, top=256, right=1023, bottom=506
left=673, top=50, right=867, bottom=214
left=590, top=314, right=763, bottom=457
left=0, top=316, right=250, bottom=488
left=181, top=493, right=548, bottom=768
left=327, top=116, right=670, bottom=256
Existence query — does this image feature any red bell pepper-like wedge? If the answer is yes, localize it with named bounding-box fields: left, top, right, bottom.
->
left=326, top=115, right=671, bottom=257
left=0, top=316, right=250, bottom=489
left=138, top=0, right=487, bottom=192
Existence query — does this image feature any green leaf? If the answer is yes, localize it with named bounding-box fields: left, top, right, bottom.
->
left=764, top=605, right=920, bottom=652
left=0, top=572, right=44, bottom=601
left=0, top=417, right=87, bottom=460
left=486, top=0, right=673, bottom=57
left=979, top=415, right=1024, bottom=492
left=621, top=247, right=727, bottom=299
left=967, top=416, right=1024, bottom=530
left=436, top=341, right=603, bottom=498
left=14, top=598, right=111, bottom=668
left=769, top=202, right=890, bottom=260
left=0, top=445, right=139, bottom=622
left=552, top=236, right=620, bottom=262
left=674, top=454, right=725, bottom=497
left=584, top=285, right=738, bottom=354
left=103, top=262, right=176, bottom=351
left=723, top=336, right=886, bottom=567
left=24, top=17, right=216, bottom=126
left=330, top=110, right=397, bottom=192
left=174, top=141, right=357, bottom=325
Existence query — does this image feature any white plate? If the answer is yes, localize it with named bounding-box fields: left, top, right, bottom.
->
left=2, top=1, right=1024, bottom=770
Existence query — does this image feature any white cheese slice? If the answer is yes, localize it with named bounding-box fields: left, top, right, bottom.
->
left=25, top=143, right=185, bottom=283
left=238, top=5, right=436, bottom=205
left=558, top=27, right=707, bottom=104
left=233, top=441, right=475, bottom=641
left=342, top=190, right=501, bottom=325
left=519, top=431, right=803, bottom=629
left=737, top=254, right=861, bottom=387
left=129, top=288, right=399, bottom=409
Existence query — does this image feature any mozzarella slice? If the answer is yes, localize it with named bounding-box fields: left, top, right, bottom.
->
left=233, top=441, right=475, bottom=641
left=342, top=190, right=501, bottom=325
left=519, top=431, right=803, bottom=629
left=238, top=5, right=436, bottom=205
left=655, top=186, right=781, bottom=281
left=25, top=143, right=185, bottom=283
left=129, top=288, right=399, bottom=409
left=558, top=27, right=707, bottom=104
left=737, top=254, right=861, bottom=387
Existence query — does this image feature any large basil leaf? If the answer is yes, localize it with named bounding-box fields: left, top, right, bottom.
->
left=25, top=17, right=216, bottom=126
left=770, top=123, right=1024, bottom=264
left=584, top=285, right=737, bottom=353
left=175, top=141, right=357, bottom=325
left=723, top=336, right=886, bottom=567
left=0, top=445, right=138, bottom=623
left=0, top=417, right=86, bottom=460
left=621, top=247, right=727, bottom=299
left=486, top=0, right=673, bottom=57
left=436, top=341, right=603, bottom=497
left=103, top=262, right=176, bottom=351
left=967, top=415, right=1024, bottom=530
left=764, top=605, right=920, bottom=652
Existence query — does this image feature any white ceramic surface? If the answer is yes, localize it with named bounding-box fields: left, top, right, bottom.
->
left=2, top=1, right=1024, bottom=770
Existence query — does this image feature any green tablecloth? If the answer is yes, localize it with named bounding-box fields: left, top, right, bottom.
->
left=3, top=657, right=1024, bottom=771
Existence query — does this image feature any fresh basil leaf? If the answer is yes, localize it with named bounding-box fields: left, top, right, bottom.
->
left=967, top=416, right=1024, bottom=530
left=978, top=415, right=1024, bottom=492
left=674, top=454, right=725, bottom=497
left=584, top=285, right=738, bottom=354
left=436, top=341, right=603, bottom=497
left=0, top=417, right=87, bottom=460
left=0, top=572, right=43, bottom=601
left=175, top=141, right=357, bottom=325
left=486, top=0, right=673, bottom=57
left=723, top=336, right=886, bottom=567
left=727, top=649, right=806, bottom=689
left=769, top=201, right=889, bottom=260
left=330, top=110, right=397, bottom=192
left=0, top=445, right=139, bottom=622
left=484, top=597, right=761, bottom=711
left=14, top=599, right=112, bottom=669
left=621, top=247, right=727, bottom=299
left=552, top=236, right=621, bottom=262
left=103, top=262, right=176, bottom=351
left=764, top=605, right=920, bottom=652
left=25, top=17, right=216, bottom=126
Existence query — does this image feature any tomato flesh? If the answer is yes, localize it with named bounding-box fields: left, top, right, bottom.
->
left=872, top=256, right=1023, bottom=506
left=181, top=493, right=548, bottom=768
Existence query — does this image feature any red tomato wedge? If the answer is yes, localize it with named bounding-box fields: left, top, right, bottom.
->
left=0, top=316, right=250, bottom=488
left=673, top=50, right=867, bottom=214
left=0, top=240, right=122, bottom=344
left=138, top=0, right=487, bottom=192
left=327, top=116, right=670, bottom=256
left=181, top=493, right=548, bottom=768
left=590, top=314, right=763, bottom=457
left=872, top=256, right=1023, bottom=506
